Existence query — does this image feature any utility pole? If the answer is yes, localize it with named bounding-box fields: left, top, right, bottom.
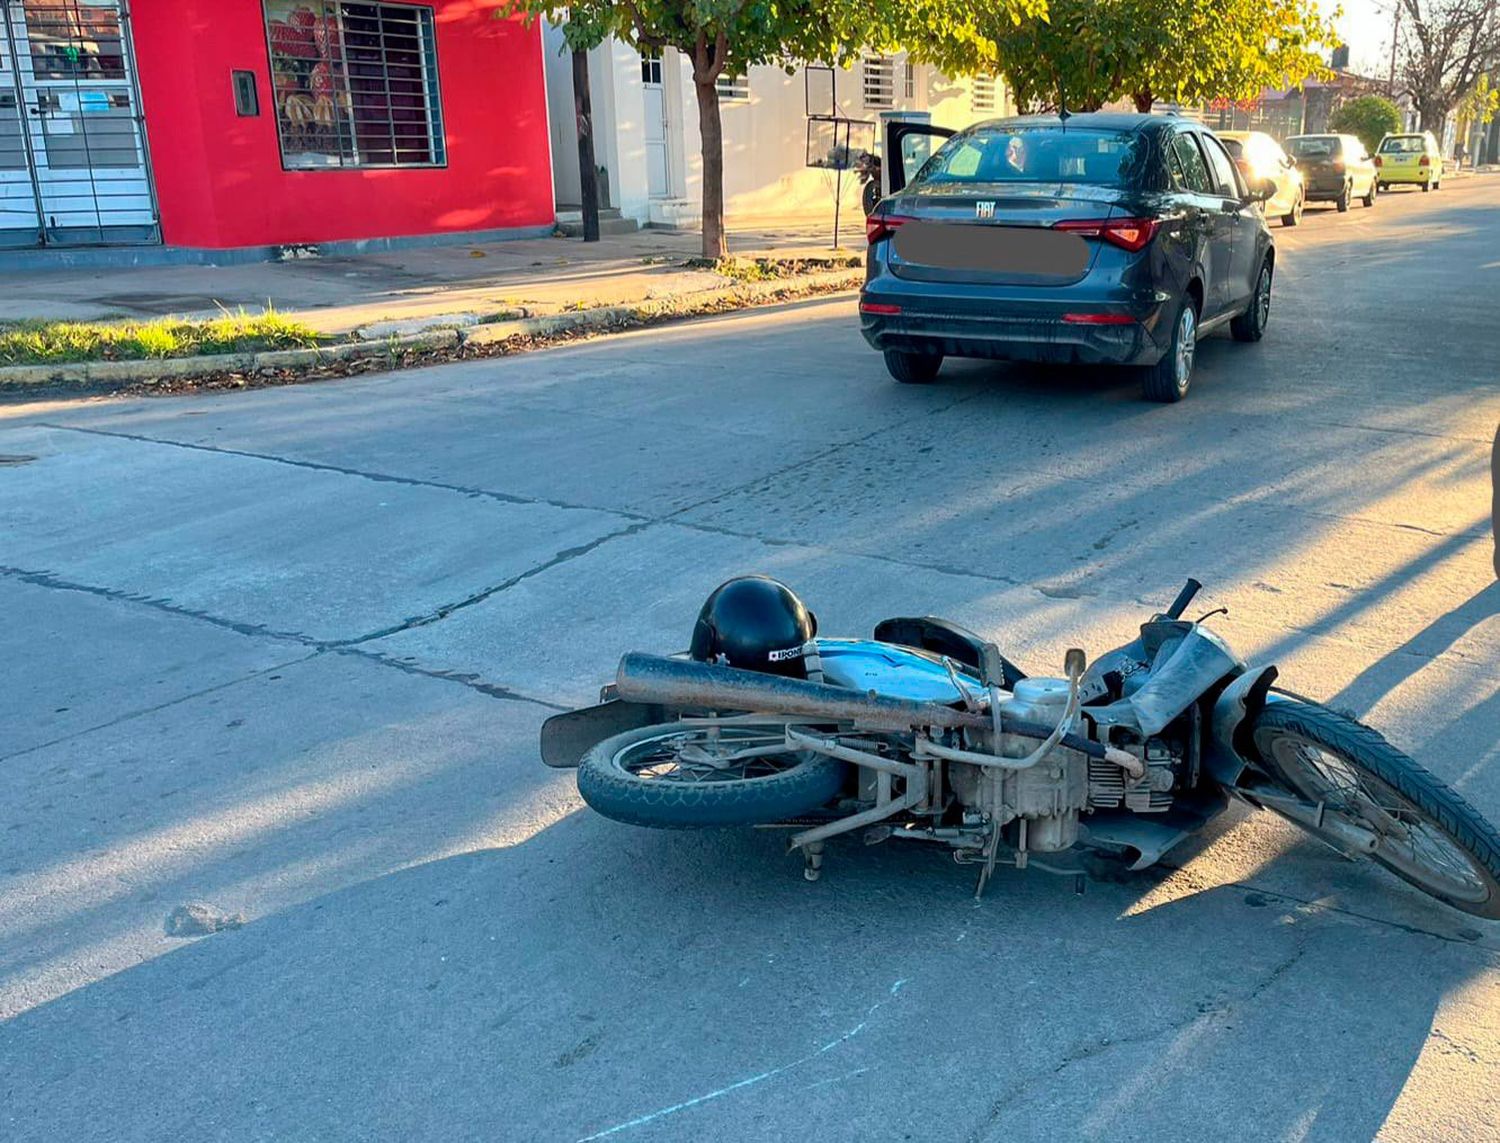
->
left=572, top=48, right=601, bottom=243
left=1388, top=1, right=1402, bottom=98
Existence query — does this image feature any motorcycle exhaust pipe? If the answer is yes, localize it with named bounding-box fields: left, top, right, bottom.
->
left=614, top=653, right=991, bottom=733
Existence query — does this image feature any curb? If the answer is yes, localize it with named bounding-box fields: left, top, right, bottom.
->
left=0, top=269, right=862, bottom=393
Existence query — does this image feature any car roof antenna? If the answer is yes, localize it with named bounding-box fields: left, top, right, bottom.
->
left=1058, top=83, right=1071, bottom=126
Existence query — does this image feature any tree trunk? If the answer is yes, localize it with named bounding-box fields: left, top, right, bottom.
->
left=694, top=78, right=728, bottom=260
left=572, top=49, right=600, bottom=243
left=1419, top=104, right=1447, bottom=136
left=1132, top=89, right=1154, bottom=113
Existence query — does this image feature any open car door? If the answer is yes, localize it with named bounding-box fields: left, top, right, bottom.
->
left=885, top=120, right=958, bottom=196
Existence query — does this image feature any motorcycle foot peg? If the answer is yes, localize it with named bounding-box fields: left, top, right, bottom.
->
left=802, top=840, right=826, bottom=882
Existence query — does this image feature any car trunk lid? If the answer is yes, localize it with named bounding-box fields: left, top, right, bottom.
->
left=882, top=183, right=1128, bottom=286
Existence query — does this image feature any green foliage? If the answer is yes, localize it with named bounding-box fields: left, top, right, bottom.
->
left=1456, top=75, right=1499, bottom=128
left=518, top=0, right=1029, bottom=77
left=0, top=308, right=323, bottom=366
left=1329, top=95, right=1405, bottom=152
left=981, top=0, right=1338, bottom=113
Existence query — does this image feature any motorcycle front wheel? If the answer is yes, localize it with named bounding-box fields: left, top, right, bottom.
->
left=577, top=721, right=849, bottom=829
left=1250, top=701, right=1500, bottom=918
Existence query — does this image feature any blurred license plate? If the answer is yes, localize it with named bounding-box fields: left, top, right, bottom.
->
left=894, top=221, right=1089, bottom=275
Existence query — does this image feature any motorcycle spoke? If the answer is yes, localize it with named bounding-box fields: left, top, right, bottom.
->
left=620, top=730, right=806, bottom=785
left=1272, top=738, right=1488, bottom=899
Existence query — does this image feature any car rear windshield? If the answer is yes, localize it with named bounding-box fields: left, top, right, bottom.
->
left=1287, top=137, right=1339, bottom=158
left=1379, top=136, right=1426, bottom=153
left=912, top=126, right=1150, bottom=188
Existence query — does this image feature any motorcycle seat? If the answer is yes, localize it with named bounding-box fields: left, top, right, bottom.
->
left=872, top=616, right=1028, bottom=688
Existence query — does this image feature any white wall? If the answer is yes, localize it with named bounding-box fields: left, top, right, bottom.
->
left=542, top=24, right=581, bottom=206
left=541, top=27, right=651, bottom=219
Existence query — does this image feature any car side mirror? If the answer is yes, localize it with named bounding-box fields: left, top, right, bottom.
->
left=1246, top=176, right=1277, bottom=203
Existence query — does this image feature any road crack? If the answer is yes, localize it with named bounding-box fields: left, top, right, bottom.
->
left=964, top=939, right=1308, bottom=1142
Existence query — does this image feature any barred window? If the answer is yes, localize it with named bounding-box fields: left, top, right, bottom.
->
left=903, top=61, right=916, bottom=100
left=972, top=74, right=996, bottom=114
left=863, top=56, right=893, bottom=109
left=264, top=1, right=445, bottom=170
left=717, top=73, right=749, bottom=101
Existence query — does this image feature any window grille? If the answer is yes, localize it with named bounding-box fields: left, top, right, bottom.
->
left=972, top=74, right=996, bottom=114
left=903, top=61, right=915, bottom=100
left=264, top=1, right=445, bottom=170
left=863, top=56, right=893, bottom=109
left=717, top=73, right=749, bottom=101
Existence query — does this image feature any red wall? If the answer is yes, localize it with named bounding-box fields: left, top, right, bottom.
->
left=130, top=1, right=554, bottom=249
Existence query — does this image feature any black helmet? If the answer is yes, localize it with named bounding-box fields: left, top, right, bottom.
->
left=690, top=575, right=817, bottom=677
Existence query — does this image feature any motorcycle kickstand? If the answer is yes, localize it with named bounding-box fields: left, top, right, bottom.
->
left=801, top=840, right=826, bottom=882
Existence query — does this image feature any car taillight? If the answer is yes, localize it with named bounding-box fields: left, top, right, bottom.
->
left=1373, top=155, right=1383, bottom=168
left=1054, top=217, right=1160, bottom=253
left=1332, top=160, right=1345, bottom=173
left=1061, top=312, right=1135, bottom=325
left=1419, top=155, right=1431, bottom=167
left=866, top=215, right=912, bottom=244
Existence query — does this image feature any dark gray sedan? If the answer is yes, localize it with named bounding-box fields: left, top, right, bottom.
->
left=860, top=113, right=1276, bottom=402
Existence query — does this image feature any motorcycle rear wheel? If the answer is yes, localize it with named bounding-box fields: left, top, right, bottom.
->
left=577, top=721, right=848, bottom=829
left=1250, top=701, right=1500, bottom=919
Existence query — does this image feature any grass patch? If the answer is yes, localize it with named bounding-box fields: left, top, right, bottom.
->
left=0, top=307, right=326, bottom=366
left=686, top=255, right=864, bottom=282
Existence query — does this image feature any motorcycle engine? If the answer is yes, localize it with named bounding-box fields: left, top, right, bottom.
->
left=946, top=679, right=1180, bottom=853
left=948, top=678, right=1092, bottom=853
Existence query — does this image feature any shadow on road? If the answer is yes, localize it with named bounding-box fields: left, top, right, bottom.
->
left=0, top=809, right=1482, bottom=1142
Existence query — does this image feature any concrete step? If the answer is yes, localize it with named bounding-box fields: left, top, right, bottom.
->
left=555, top=207, right=639, bottom=238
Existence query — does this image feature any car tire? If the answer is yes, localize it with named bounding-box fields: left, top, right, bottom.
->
left=884, top=348, right=943, bottom=385
left=1422, top=180, right=1431, bottom=192
left=1434, top=180, right=1441, bottom=190
left=1378, top=181, right=1387, bottom=192
left=1282, top=193, right=1303, bottom=227
left=1336, top=182, right=1351, bottom=212
left=1363, top=180, right=1377, bottom=207
left=1231, top=259, right=1272, bottom=343
left=1141, top=297, right=1197, bottom=403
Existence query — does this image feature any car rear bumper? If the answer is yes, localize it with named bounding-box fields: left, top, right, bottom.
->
left=1303, top=176, right=1349, bottom=199
left=1377, top=169, right=1432, bottom=184
left=859, top=292, right=1170, bottom=366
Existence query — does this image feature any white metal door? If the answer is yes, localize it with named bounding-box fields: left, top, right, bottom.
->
left=0, top=9, right=40, bottom=245
left=1, top=0, right=157, bottom=246
left=640, top=51, right=670, bottom=198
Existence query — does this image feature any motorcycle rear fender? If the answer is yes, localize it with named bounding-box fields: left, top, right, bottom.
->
left=540, top=699, right=665, bottom=768
left=1203, top=665, right=1280, bottom=786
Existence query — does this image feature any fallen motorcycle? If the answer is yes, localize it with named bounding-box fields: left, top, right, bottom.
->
left=541, top=575, right=1500, bottom=917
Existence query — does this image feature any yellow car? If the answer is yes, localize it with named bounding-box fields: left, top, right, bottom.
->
left=1375, top=132, right=1443, bottom=191
left=1217, top=130, right=1306, bottom=226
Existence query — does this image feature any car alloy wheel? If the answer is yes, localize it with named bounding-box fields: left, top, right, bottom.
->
left=1174, top=306, right=1196, bottom=391
left=1256, top=266, right=1271, bottom=327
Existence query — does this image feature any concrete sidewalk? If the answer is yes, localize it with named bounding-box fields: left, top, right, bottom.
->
left=10, top=223, right=863, bottom=337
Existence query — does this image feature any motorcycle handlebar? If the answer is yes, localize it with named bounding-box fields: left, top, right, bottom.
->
left=1164, top=578, right=1203, bottom=620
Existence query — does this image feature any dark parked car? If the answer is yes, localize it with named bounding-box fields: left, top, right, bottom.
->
left=1284, top=133, right=1378, bottom=211
left=861, top=113, right=1276, bottom=402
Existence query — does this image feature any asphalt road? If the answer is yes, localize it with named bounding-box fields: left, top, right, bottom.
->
left=3, top=177, right=1498, bottom=1142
